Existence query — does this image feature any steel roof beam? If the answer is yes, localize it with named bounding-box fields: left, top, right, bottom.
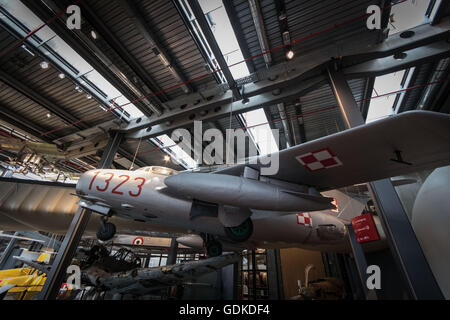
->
left=249, top=0, right=272, bottom=67
left=377, top=0, right=392, bottom=43
left=118, top=0, right=192, bottom=94
left=125, top=76, right=327, bottom=140
left=344, top=41, right=450, bottom=79
left=187, top=0, right=241, bottom=100
left=293, top=101, right=307, bottom=144
left=120, top=19, right=450, bottom=134
left=67, top=17, right=450, bottom=139
left=276, top=103, right=293, bottom=148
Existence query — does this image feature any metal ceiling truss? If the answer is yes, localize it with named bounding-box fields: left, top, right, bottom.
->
left=2, top=5, right=448, bottom=157
left=111, top=17, right=450, bottom=140
left=274, top=0, right=291, bottom=62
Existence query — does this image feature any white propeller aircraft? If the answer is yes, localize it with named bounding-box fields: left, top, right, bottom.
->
left=75, top=111, right=450, bottom=256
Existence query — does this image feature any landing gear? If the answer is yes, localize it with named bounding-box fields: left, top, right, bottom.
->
left=206, top=240, right=222, bottom=257
left=96, top=216, right=116, bottom=241
left=224, top=218, right=253, bottom=242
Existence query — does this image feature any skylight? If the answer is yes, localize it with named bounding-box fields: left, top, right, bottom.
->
left=366, top=70, right=406, bottom=123
left=197, top=0, right=250, bottom=79
left=388, top=0, right=433, bottom=35
left=151, top=135, right=197, bottom=169
left=240, top=109, right=279, bottom=155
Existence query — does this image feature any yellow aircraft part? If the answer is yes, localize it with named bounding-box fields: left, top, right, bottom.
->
left=0, top=267, right=35, bottom=279
left=0, top=253, right=72, bottom=300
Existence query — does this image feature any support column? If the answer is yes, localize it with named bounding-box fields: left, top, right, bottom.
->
left=166, top=238, right=178, bottom=265
left=328, top=68, right=444, bottom=300
left=266, top=249, right=284, bottom=299
left=38, top=131, right=124, bottom=300
left=347, top=225, right=377, bottom=300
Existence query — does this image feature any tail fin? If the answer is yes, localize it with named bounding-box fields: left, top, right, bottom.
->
left=321, top=189, right=368, bottom=223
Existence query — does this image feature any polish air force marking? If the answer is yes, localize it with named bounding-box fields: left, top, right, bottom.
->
left=296, top=148, right=343, bottom=172
left=297, top=213, right=313, bottom=227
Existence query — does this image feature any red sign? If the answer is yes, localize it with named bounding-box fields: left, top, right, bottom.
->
left=351, top=213, right=380, bottom=243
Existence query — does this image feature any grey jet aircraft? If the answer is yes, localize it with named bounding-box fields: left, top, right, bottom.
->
left=75, top=111, right=450, bottom=256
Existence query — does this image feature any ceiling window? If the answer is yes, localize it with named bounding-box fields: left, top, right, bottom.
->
left=366, top=70, right=406, bottom=123
left=388, top=0, right=435, bottom=35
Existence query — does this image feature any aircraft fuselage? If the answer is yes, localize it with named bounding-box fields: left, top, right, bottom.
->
left=76, top=167, right=350, bottom=252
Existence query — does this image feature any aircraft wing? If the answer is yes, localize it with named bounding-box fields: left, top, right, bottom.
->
left=216, top=111, right=450, bottom=191
left=85, top=253, right=239, bottom=295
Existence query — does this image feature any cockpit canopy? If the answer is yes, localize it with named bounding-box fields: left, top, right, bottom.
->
left=136, top=166, right=178, bottom=176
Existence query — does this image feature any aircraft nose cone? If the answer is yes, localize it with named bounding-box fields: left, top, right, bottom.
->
left=76, top=170, right=96, bottom=194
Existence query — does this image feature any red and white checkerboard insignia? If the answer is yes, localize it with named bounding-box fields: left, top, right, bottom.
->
left=296, top=147, right=343, bottom=172
left=330, top=197, right=339, bottom=213
left=297, top=212, right=313, bottom=227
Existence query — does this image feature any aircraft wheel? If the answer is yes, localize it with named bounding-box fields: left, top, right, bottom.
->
left=224, top=218, right=253, bottom=242
left=206, top=240, right=222, bottom=257
left=96, top=222, right=116, bottom=241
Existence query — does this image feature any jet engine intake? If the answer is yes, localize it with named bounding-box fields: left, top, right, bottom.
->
left=218, top=205, right=252, bottom=227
